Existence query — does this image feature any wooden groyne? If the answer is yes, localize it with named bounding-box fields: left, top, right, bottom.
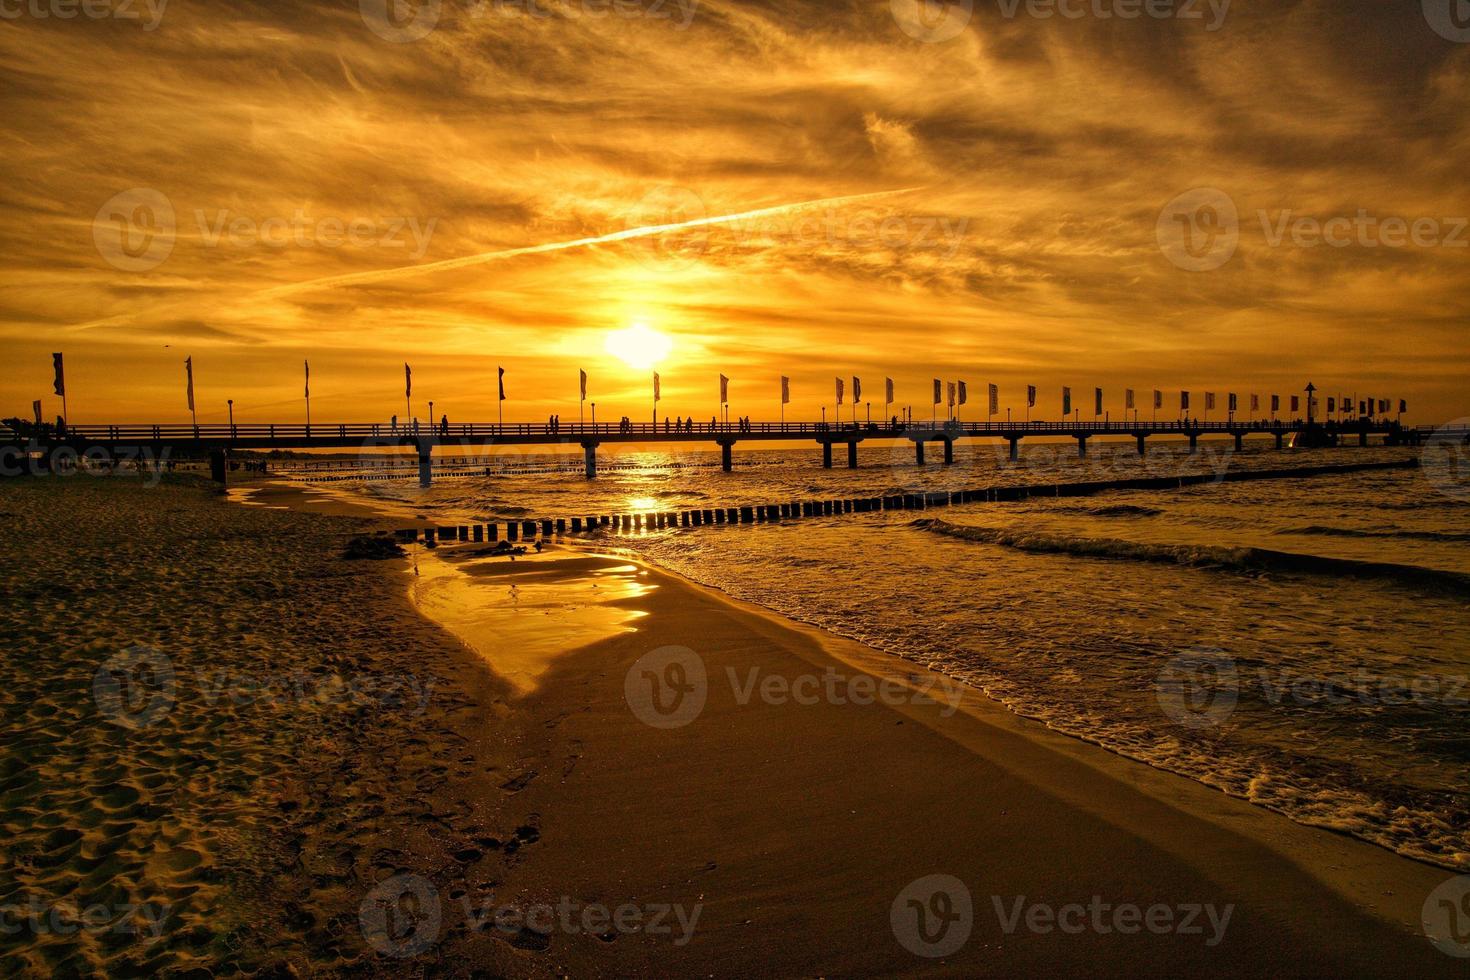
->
left=386, top=457, right=1418, bottom=546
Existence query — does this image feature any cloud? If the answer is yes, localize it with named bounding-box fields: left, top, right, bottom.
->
left=0, top=0, right=1465, bottom=421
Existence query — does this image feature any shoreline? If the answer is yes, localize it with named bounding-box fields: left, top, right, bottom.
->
left=403, top=540, right=1460, bottom=974
left=234, top=471, right=1466, bottom=972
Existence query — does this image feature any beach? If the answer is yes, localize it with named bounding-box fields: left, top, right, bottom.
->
left=3, top=470, right=1465, bottom=975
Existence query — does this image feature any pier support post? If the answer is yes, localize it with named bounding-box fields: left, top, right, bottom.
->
left=914, top=441, right=926, bottom=466
left=1135, top=435, right=1147, bottom=456
left=1188, top=433, right=1199, bottom=455
left=209, top=448, right=227, bottom=484
left=582, top=440, right=599, bottom=480
left=720, top=440, right=734, bottom=472
left=1076, top=436, right=1088, bottom=459
left=942, top=439, right=954, bottom=465
left=1358, top=431, right=1367, bottom=447
left=822, top=442, right=833, bottom=469
left=1275, top=432, right=1284, bottom=450
left=847, top=441, right=858, bottom=469
left=1234, top=432, right=1244, bottom=452
left=1008, top=436, right=1020, bottom=462
left=417, top=442, right=432, bottom=487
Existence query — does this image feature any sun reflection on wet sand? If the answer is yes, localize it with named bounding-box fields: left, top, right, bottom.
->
left=409, top=549, right=654, bottom=695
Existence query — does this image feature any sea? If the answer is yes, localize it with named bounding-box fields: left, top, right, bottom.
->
left=297, top=436, right=1470, bottom=870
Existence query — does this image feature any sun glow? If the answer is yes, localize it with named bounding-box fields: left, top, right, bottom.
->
left=604, top=322, right=673, bottom=371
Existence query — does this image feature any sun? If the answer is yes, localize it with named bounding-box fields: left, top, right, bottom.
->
left=604, top=322, right=673, bottom=371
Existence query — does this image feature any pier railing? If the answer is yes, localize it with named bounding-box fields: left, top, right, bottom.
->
left=50, top=417, right=1363, bottom=443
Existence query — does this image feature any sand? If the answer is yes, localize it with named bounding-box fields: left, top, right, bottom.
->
left=3, top=472, right=1465, bottom=976
left=406, top=546, right=1465, bottom=977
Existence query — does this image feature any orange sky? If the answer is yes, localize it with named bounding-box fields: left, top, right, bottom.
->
left=2, top=1, right=1467, bottom=425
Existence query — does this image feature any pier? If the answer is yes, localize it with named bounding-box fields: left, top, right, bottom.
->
left=4, top=417, right=1434, bottom=486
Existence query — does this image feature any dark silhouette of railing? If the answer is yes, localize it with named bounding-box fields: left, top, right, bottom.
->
left=46, top=417, right=1410, bottom=443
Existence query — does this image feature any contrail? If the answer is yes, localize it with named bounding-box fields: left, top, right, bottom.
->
left=262, top=186, right=924, bottom=297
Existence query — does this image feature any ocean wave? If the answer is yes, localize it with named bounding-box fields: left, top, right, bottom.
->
left=1050, top=503, right=1165, bottom=518
left=1276, top=525, right=1470, bottom=543
left=913, top=518, right=1470, bottom=594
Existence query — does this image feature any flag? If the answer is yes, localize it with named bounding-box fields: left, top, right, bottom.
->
left=1181, top=390, right=1190, bottom=411
left=580, top=369, right=588, bottom=401
left=653, top=371, right=661, bottom=402
left=1326, top=396, right=1334, bottom=413
left=988, top=383, right=999, bottom=416
left=947, top=381, right=956, bottom=408
left=957, top=381, right=967, bottom=406
left=1153, top=389, right=1162, bottom=410
left=1251, top=394, right=1260, bottom=412
left=1291, top=395, right=1299, bottom=412
left=835, top=377, right=843, bottom=405
left=32, top=400, right=41, bottom=424
left=1359, top=399, right=1367, bottom=415
left=1271, top=394, right=1279, bottom=413
left=781, top=376, right=790, bottom=405
left=853, top=376, right=862, bottom=403
left=933, top=379, right=942, bottom=405
left=1094, top=387, right=1103, bottom=416
left=1027, top=385, right=1037, bottom=409
left=1380, top=398, right=1389, bottom=413
left=405, top=363, right=412, bottom=399
left=1063, top=386, right=1072, bottom=416
left=1205, top=392, right=1216, bottom=411
left=304, top=360, right=310, bottom=399
left=1228, top=393, right=1237, bottom=412
left=1399, top=399, right=1407, bottom=413
left=721, top=374, right=730, bottom=404
left=185, top=356, right=195, bottom=411
left=51, top=353, right=65, bottom=397
left=1126, top=388, right=1135, bottom=411
left=498, top=367, right=506, bottom=401
left=884, top=377, right=894, bottom=405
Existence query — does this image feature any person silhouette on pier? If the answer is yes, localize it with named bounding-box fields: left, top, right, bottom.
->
left=391, top=414, right=398, bottom=434
left=440, top=414, right=449, bottom=436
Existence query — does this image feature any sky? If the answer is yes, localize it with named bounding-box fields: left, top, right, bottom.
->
left=1, top=0, right=1467, bottom=426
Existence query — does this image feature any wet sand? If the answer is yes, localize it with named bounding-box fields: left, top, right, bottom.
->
left=3, top=473, right=1464, bottom=975
left=413, top=544, right=1463, bottom=976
